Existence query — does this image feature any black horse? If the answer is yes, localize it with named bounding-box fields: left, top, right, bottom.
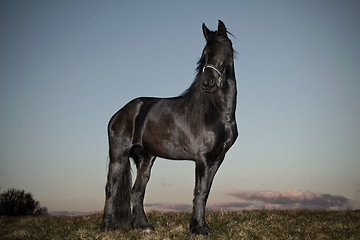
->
left=102, top=20, right=237, bottom=235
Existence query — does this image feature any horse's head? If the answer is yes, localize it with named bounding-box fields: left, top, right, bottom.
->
left=200, top=20, right=234, bottom=93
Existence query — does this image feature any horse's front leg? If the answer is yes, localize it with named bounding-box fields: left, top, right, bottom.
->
left=190, top=156, right=224, bottom=235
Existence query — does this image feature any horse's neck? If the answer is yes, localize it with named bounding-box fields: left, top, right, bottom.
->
left=224, top=65, right=237, bottom=117
left=219, top=77, right=237, bottom=120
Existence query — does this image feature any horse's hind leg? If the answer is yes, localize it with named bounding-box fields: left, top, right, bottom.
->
left=102, top=136, right=132, bottom=230
left=130, top=146, right=156, bottom=230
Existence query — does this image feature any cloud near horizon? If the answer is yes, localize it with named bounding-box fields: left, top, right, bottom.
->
left=144, top=189, right=353, bottom=211
left=230, top=189, right=352, bottom=210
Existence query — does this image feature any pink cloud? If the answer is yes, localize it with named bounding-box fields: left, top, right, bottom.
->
left=230, top=189, right=352, bottom=210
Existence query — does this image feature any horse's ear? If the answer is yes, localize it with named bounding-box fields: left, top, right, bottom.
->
left=202, top=23, right=211, bottom=40
left=218, top=20, right=227, bottom=37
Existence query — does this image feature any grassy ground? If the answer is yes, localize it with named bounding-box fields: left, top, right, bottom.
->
left=1, top=210, right=359, bottom=239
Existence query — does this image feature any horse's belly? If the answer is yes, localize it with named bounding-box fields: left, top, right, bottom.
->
left=142, top=127, right=196, bottom=160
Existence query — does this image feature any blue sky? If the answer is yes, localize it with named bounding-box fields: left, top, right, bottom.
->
left=1, top=0, right=359, bottom=212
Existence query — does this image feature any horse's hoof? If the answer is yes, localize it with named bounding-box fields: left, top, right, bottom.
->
left=190, top=225, right=209, bottom=235
left=134, top=223, right=155, bottom=232
left=191, top=229, right=209, bottom=236
left=101, top=223, right=118, bottom=231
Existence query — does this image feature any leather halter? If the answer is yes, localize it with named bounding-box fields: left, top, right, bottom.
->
left=202, top=65, right=224, bottom=87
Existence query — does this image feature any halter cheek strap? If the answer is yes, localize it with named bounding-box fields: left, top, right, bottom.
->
left=202, top=65, right=224, bottom=87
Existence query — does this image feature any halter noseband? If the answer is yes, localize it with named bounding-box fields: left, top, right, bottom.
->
left=202, top=65, right=224, bottom=87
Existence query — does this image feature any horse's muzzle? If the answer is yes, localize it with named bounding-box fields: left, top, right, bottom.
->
left=202, top=78, right=217, bottom=93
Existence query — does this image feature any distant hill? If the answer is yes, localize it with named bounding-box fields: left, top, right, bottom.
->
left=49, top=211, right=98, bottom=216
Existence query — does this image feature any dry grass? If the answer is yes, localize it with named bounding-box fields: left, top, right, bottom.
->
left=1, top=210, right=359, bottom=239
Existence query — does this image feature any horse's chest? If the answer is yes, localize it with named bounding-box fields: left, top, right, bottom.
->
left=205, top=122, right=235, bottom=155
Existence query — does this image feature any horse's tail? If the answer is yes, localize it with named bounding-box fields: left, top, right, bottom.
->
left=102, top=117, right=133, bottom=230
left=115, top=157, right=132, bottom=226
